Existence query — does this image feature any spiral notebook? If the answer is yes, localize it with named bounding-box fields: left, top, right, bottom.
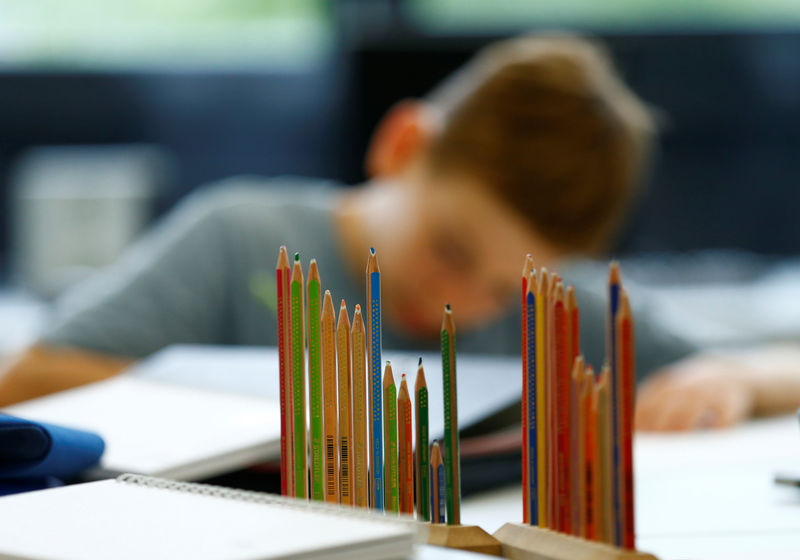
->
left=0, top=474, right=416, bottom=560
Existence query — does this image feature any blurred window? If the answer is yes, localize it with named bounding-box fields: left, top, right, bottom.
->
left=408, top=0, right=800, bottom=32
left=0, top=0, right=331, bottom=70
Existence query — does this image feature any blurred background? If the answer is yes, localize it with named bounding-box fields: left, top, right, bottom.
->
left=2, top=0, right=800, bottom=353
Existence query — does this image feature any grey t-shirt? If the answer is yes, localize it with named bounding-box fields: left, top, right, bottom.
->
left=41, top=176, right=697, bottom=380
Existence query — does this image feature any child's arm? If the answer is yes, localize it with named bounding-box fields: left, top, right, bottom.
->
left=0, top=344, right=133, bottom=406
left=635, top=347, right=800, bottom=431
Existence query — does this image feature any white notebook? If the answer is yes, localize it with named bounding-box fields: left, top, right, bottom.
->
left=0, top=475, right=416, bottom=560
left=3, top=344, right=521, bottom=480
left=4, top=375, right=280, bottom=480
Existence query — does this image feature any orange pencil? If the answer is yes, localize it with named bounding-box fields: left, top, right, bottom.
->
left=351, top=305, right=369, bottom=508
left=553, top=282, right=571, bottom=533
left=276, top=246, right=293, bottom=496
left=398, top=374, right=414, bottom=515
left=547, top=273, right=559, bottom=528
left=337, top=300, right=354, bottom=505
left=617, top=291, right=636, bottom=550
left=595, top=366, right=614, bottom=544
left=521, top=255, right=533, bottom=525
left=321, top=290, right=339, bottom=503
left=537, top=269, right=550, bottom=528
left=430, top=440, right=445, bottom=524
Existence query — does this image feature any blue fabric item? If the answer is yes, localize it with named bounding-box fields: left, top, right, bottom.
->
left=0, top=414, right=105, bottom=480
left=0, top=477, right=63, bottom=496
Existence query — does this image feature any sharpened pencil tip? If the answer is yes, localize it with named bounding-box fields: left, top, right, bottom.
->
left=325, top=289, right=331, bottom=295
left=445, top=303, right=451, bottom=311
left=355, top=304, right=361, bottom=311
left=418, top=357, right=422, bottom=366
left=294, top=252, right=299, bottom=261
left=340, top=299, right=346, bottom=307
left=370, top=247, right=375, bottom=255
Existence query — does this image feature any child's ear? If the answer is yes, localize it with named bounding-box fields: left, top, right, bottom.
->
left=365, top=100, right=434, bottom=179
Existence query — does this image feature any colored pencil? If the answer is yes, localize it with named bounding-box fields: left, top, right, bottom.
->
left=307, top=259, right=323, bottom=502
left=584, top=365, right=598, bottom=542
left=525, top=269, right=538, bottom=525
left=567, top=286, right=580, bottom=534
left=617, top=291, right=636, bottom=550
left=596, top=366, right=614, bottom=544
left=351, top=305, right=369, bottom=508
left=536, top=269, right=550, bottom=527
left=441, top=303, right=461, bottom=525
left=521, top=255, right=533, bottom=525
left=366, top=248, right=383, bottom=510
left=322, top=290, right=339, bottom=503
left=608, top=262, right=622, bottom=546
left=337, top=300, right=354, bottom=506
left=578, top=363, right=592, bottom=540
left=398, top=374, right=414, bottom=515
left=290, top=253, right=308, bottom=498
left=553, top=283, right=571, bottom=533
left=383, top=362, right=399, bottom=513
left=415, top=358, right=430, bottom=521
left=570, top=354, right=584, bottom=536
left=430, top=440, right=445, bottom=524
left=276, top=246, right=293, bottom=497
left=547, top=272, right=558, bottom=528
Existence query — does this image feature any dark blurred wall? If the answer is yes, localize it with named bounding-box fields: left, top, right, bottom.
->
left=2, top=27, right=800, bottom=274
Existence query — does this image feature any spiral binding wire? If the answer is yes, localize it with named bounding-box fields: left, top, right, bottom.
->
left=116, top=474, right=419, bottom=529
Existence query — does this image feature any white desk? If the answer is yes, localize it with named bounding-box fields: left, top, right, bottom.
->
left=461, top=416, right=800, bottom=559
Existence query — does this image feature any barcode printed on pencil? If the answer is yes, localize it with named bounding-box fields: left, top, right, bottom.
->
left=340, top=439, right=350, bottom=496
left=326, top=436, right=335, bottom=495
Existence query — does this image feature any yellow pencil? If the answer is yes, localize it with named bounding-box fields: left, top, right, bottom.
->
left=321, top=290, right=339, bottom=503
left=351, top=305, right=369, bottom=508
left=337, top=300, right=354, bottom=506
left=595, top=366, right=613, bottom=544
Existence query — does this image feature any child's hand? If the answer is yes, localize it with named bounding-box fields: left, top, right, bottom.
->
left=635, top=354, right=755, bottom=432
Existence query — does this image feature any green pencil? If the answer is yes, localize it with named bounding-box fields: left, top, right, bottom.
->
left=441, top=303, right=460, bottom=525
left=415, top=358, right=430, bottom=521
left=307, top=259, right=323, bottom=501
left=383, top=361, right=399, bottom=513
left=290, top=253, right=307, bottom=499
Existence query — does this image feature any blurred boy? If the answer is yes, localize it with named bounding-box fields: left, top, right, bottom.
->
left=1, top=35, right=796, bottom=430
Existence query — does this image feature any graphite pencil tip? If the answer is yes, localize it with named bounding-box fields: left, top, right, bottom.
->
left=445, top=303, right=451, bottom=311
left=418, top=357, right=422, bottom=366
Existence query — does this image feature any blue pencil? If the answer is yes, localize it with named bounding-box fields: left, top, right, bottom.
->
left=608, top=262, right=622, bottom=545
left=526, top=273, right=538, bottom=525
left=367, top=248, right=383, bottom=510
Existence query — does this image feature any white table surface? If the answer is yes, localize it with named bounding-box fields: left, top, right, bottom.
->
left=460, top=415, right=800, bottom=559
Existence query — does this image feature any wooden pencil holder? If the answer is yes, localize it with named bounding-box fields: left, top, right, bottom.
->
left=425, top=523, right=504, bottom=556
left=493, top=523, right=658, bottom=560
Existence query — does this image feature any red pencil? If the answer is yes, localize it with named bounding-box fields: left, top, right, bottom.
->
left=617, top=291, right=636, bottom=550
left=566, top=286, right=580, bottom=534
left=553, top=282, right=571, bottom=533
left=276, top=246, right=293, bottom=496
left=521, top=255, right=533, bottom=525
left=398, top=374, right=414, bottom=515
